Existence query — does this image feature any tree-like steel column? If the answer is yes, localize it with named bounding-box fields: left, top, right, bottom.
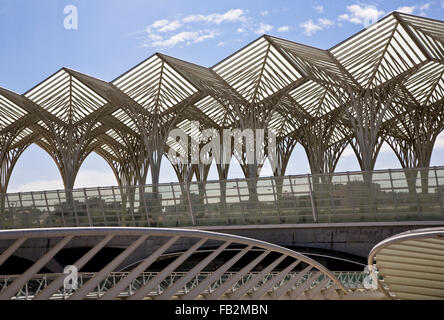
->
left=269, top=136, right=297, bottom=200
left=231, top=98, right=284, bottom=202
left=0, top=135, right=33, bottom=213
left=23, top=69, right=113, bottom=212
left=97, top=137, right=149, bottom=226
left=0, top=88, right=39, bottom=214
left=326, top=83, right=400, bottom=220
left=298, top=115, right=349, bottom=181
left=112, top=54, right=205, bottom=198
left=330, top=84, right=399, bottom=179
left=212, top=36, right=305, bottom=202
left=386, top=88, right=444, bottom=195
left=39, top=123, right=103, bottom=191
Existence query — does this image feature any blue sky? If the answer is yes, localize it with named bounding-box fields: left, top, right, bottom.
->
left=1, top=0, right=444, bottom=192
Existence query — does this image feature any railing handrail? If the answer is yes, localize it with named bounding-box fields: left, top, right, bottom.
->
left=0, top=270, right=368, bottom=279
left=1, top=166, right=443, bottom=230
left=3, top=166, right=443, bottom=197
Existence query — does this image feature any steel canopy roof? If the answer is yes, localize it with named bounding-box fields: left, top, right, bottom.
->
left=0, top=12, right=443, bottom=184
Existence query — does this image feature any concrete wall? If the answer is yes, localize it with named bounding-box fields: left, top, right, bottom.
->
left=195, top=221, right=444, bottom=258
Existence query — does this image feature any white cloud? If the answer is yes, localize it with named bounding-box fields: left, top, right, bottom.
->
left=396, top=6, right=416, bottom=14
left=300, top=18, right=334, bottom=36
left=148, top=19, right=182, bottom=33
left=341, top=143, right=393, bottom=158
left=147, top=33, right=163, bottom=41
left=151, top=19, right=169, bottom=29
left=434, top=133, right=444, bottom=150
left=75, top=171, right=118, bottom=188
left=395, top=4, right=429, bottom=16
left=339, top=4, right=385, bottom=27
left=277, top=26, right=289, bottom=32
left=193, top=31, right=218, bottom=43
left=341, top=133, right=444, bottom=160
left=143, top=9, right=247, bottom=49
left=237, top=27, right=246, bottom=33
left=158, top=20, right=182, bottom=32
left=255, top=23, right=273, bottom=34
left=420, top=3, right=430, bottom=11
left=315, top=5, right=324, bottom=13
left=301, top=19, right=323, bottom=36
left=260, top=10, right=268, bottom=17
left=9, top=179, right=64, bottom=193
left=318, top=18, right=334, bottom=27
left=341, top=145, right=355, bottom=157
left=182, top=9, right=246, bottom=24
left=8, top=170, right=117, bottom=193
left=260, top=159, right=274, bottom=177
left=150, top=30, right=218, bottom=48
left=419, top=3, right=430, bottom=16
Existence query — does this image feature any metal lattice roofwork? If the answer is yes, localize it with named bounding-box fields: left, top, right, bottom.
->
left=0, top=12, right=443, bottom=192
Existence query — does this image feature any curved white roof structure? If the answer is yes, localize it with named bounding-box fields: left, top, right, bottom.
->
left=369, top=227, right=444, bottom=300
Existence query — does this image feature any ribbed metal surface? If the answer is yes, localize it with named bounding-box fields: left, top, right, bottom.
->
left=369, top=227, right=444, bottom=300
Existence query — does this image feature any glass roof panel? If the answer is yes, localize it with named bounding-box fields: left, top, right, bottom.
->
left=213, top=37, right=301, bottom=103
left=113, top=55, right=198, bottom=114
left=25, top=69, right=107, bottom=124
left=268, top=111, right=296, bottom=138
left=331, top=15, right=427, bottom=88
left=9, top=127, right=34, bottom=147
left=398, top=13, right=444, bottom=60
left=404, top=61, right=444, bottom=106
left=0, top=94, right=28, bottom=130
left=111, top=109, right=139, bottom=133
left=269, top=36, right=349, bottom=85
left=194, top=95, right=231, bottom=127
left=288, top=81, right=340, bottom=117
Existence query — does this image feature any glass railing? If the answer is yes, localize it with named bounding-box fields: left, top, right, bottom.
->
left=1, top=166, right=443, bottom=229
